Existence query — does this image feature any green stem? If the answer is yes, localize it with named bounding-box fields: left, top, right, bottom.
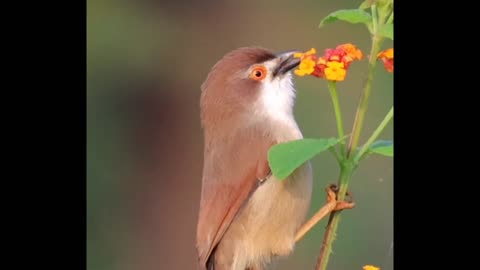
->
left=315, top=161, right=354, bottom=270
left=315, top=5, right=387, bottom=270
left=371, top=4, right=378, bottom=33
left=329, top=147, right=342, bottom=164
left=327, top=81, right=346, bottom=157
left=354, top=107, right=393, bottom=162
left=346, top=34, right=383, bottom=158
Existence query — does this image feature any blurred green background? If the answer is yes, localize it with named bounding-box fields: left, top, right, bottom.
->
left=87, top=0, right=393, bottom=269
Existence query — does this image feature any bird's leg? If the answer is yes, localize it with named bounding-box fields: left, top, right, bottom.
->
left=294, top=184, right=355, bottom=243
left=328, top=184, right=355, bottom=212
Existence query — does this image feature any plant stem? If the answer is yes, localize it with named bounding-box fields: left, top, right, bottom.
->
left=329, top=148, right=341, bottom=163
left=355, top=106, right=393, bottom=162
left=346, top=34, right=383, bottom=158
left=315, top=5, right=386, bottom=270
left=371, top=4, right=378, bottom=34
left=315, top=161, right=354, bottom=270
left=327, top=81, right=346, bottom=157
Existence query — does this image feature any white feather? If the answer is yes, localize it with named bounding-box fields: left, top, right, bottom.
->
left=255, top=58, right=302, bottom=139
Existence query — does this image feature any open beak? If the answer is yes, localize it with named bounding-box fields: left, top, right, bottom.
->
left=273, top=50, right=301, bottom=77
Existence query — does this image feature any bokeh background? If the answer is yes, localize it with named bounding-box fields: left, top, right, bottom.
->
left=87, top=0, right=393, bottom=269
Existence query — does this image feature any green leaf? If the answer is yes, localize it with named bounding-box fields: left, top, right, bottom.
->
left=378, top=23, right=393, bottom=40
left=268, top=138, right=340, bottom=180
left=369, top=140, right=393, bottom=157
left=319, top=9, right=372, bottom=28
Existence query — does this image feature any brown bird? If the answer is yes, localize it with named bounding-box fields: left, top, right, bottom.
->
left=196, top=47, right=313, bottom=270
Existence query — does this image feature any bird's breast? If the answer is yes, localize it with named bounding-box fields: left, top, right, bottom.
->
left=219, top=123, right=313, bottom=269
left=246, top=161, right=313, bottom=253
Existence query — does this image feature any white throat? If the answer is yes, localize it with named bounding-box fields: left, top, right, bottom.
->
left=256, top=72, right=301, bottom=137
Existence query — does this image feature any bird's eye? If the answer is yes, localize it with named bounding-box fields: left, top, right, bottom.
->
left=249, top=66, right=267, bottom=81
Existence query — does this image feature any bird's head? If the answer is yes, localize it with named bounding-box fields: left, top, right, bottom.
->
left=200, top=47, right=301, bottom=131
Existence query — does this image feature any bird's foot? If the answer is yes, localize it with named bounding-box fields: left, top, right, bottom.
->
left=326, top=184, right=355, bottom=211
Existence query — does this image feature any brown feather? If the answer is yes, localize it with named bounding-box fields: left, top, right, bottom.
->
left=197, top=48, right=278, bottom=269
left=196, top=124, right=275, bottom=268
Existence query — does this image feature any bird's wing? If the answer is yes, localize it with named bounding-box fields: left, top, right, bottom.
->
left=196, top=130, right=274, bottom=269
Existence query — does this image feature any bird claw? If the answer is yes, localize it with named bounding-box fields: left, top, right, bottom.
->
left=325, top=184, right=355, bottom=212
left=294, top=183, right=355, bottom=242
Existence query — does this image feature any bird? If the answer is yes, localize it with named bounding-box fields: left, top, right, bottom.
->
left=196, top=47, right=313, bottom=270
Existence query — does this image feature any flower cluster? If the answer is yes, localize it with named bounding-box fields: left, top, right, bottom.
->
left=293, top=43, right=363, bottom=81
left=363, top=265, right=380, bottom=270
left=377, top=48, right=393, bottom=73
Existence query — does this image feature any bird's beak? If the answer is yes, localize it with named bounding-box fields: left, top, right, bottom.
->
left=273, top=50, right=301, bottom=77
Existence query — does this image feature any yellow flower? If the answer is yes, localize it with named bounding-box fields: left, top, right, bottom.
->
left=324, top=61, right=346, bottom=81
left=293, top=48, right=318, bottom=76
left=363, top=265, right=380, bottom=270
left=294, top=47, right=316, bottom=58
left=294, top=57, right=316, bottom=76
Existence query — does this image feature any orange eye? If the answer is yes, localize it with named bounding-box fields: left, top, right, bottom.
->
left=249, top=66, right=267, bottom=81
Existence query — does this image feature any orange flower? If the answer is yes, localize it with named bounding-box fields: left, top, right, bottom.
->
left=363, top=265, right=380, bottom=270
left=339, top=43, right=363, bottom=60
left=338, top=43, right=363, bottom=67
left=293, top=43, right=363, bottom=82
left=377, top=48, right=393, bottom=72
